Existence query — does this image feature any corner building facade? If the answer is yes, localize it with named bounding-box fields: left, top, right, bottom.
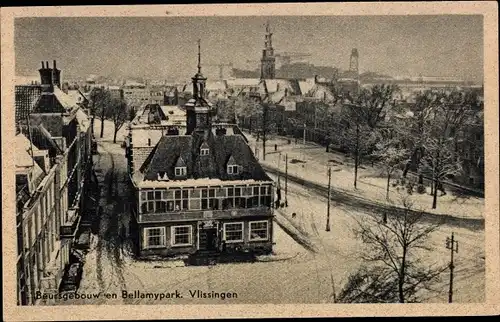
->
left=130, top=43, right=275, bottom=257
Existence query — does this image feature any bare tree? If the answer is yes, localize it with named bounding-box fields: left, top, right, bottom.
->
left=371, top=138, right=411, bottom=200
left=420, top=89, right=481, bottom=209
left=340, top=84, right=399, bottom=188
left=89, top=87, right=110, bottom=135
left=95, top=89, right=112, bottom=139
left=108, top=98, right=129, bottom=144
left=348, top=197, right=445, bottom=303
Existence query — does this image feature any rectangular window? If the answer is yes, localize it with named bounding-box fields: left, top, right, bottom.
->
left=175, top=167, right=186, bottom=176
left=227, top=165, right=239, bottom=174
left=171, top=225, right=192, bottom=246
left=191, top=189, right=200, bottom=198
left=223, top=222, right=244, bottom=243
left=249, top=221, right=269, bottom=241
left=200, top=148, right=209, bottom=156
left=144, top=227, right=166, bottom=248
left=216, top=187, right=226, bottom=197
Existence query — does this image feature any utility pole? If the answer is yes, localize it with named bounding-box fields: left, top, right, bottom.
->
left=277, top=152, right=281, bottom=187
left=285, top=153, right=288, bottom=207
left=303, top=122, right=306, bottom=145
left=446, top=232, right=458, bottom=303
left=326, top=166, right=331, bottom=232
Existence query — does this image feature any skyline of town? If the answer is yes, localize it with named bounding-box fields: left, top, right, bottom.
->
left=15, top=15, right=483, bottom=82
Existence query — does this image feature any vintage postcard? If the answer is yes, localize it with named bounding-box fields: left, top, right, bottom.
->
left=1, top=2, right=499, bottom=321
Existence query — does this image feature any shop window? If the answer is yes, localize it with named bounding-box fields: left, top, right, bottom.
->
left=249, top=221, right=268, bottom=241
left=171, top=225, right=192, bottom=246
left=223, top=222, right=244, bottom=243
left=143, top=227, right=166, bottom=248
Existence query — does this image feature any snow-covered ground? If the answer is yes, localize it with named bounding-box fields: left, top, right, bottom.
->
left=246, top=132, right=484, bottom=220
left=269, top=174, right=485, bottom=303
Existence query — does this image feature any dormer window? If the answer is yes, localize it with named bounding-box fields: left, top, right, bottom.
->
left=175, top=167, right=187, bottom=177
left=174, top=156, right=187, bottom=177
left=227, top=165, right=239, bottom=175
left=226, top=154, right=239, bottom=175
left=200, top=142, right=210, bottom=156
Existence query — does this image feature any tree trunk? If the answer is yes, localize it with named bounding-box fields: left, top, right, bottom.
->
left=386, top=171, right=391, bottom=200
left=100, top=118, right=105, bottom=138
left=262, top=133, right=266, bottom=161
left=91, top=115, right=96, bottom=135
left=354, top=124, right=359, bottom=189
left=402, top=162, right=410, bottom=178
left=399, top=247, right=407, bottom=303
left=432, top=178, right=438, bottom=209
left=113, top=126, right=118, bottom=144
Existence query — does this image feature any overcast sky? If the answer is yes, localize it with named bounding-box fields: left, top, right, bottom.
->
left=14, top=15, right=483, bottom=82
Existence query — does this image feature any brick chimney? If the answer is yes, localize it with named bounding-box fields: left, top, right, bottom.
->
left=52, top=60, right=61, bottom=89
left=39, top=61, right=53, bottom=92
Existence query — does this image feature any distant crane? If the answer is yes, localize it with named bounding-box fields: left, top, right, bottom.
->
left=205, top=63, right=234, bottom=81
left=275, top=52, right=312, bottom=66
left=247, top=51, right=312, bottom=68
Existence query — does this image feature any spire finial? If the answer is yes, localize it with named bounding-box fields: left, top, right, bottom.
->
left=197, top=38, right=201, bottom=74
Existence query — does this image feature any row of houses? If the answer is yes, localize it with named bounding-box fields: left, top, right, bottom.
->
left=15, top=61, right=94, bottom=305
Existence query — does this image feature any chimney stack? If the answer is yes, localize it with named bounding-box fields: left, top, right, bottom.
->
left=39, top=60, right=53, bottom=91
left=52, top=60, right=61, bottom=89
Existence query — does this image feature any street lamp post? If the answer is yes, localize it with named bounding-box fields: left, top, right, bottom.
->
left=285, top=153, right=288, bottom=207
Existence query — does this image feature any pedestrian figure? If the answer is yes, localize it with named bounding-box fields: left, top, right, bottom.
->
left=382, top=213, right=387, bottom=224
left=274, top=144, right=278, bottom=151
left=275, top=187, right=281, bottom=208
left=292, top=212, right=297, bottom=218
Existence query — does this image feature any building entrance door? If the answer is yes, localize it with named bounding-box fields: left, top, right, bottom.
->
left=199, top=227, right=218, bottom=251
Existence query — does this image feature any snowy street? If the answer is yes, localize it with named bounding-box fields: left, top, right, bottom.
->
left=54, top=121, right=484, bottom=305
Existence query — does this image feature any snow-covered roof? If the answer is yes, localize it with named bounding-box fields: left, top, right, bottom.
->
left=16, top=133, right=39, bottom=168
left=136, top=177, right=272, bottom=188
left=66, top=89, right=87, bottom=105
left=124, top=81, right=146, bottom=88
left=298, top=80, right=315, bottom=96
left=75, top=108, right=90, bottom=132
left=226, top=78, right=261, bottom=87
left=130, top=128, right=165, bottom=147
left=307, top=84, right=336, bottom=102
left=53, top=87, right=80, bottom=111
left=206, top=80, right=227, bottom=91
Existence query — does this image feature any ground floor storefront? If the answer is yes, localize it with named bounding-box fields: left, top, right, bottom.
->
left=136, top=216, right=274, bottom=258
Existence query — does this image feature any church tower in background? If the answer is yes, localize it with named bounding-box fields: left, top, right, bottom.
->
left=260, top=21, right=276, bottom=79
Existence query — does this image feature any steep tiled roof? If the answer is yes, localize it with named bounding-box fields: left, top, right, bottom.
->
left=140, top=131, right=270, bottom=182
left=29, top=124, right=63, bottom=156
left=32, top=87, right=79, bottom=114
